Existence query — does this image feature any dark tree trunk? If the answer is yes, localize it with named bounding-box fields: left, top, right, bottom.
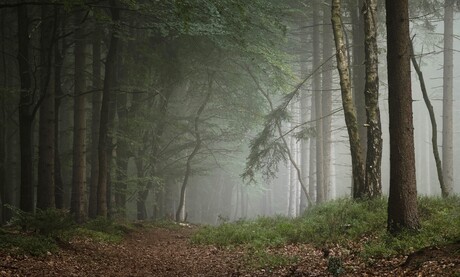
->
left=351, top=0, right=367, bottom=165
left=70, top=10, right=87, bottom=223
left=115, top=43, right=128, bottom=216
left=37, top=5, right=56, bottom=210
left=54, top=11, right=65, bottom=209
left=17, top=3, right=35, bottom=213
left=98, top=0, right=119, bottom=218
left=88, top=28, right=102, bottom=219
left=385, top=0, right=420, bottom=234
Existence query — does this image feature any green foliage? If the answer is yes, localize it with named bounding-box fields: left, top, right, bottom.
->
left=327, top=256, right=344, bottom=277
left=244, top=246, right=299, bottom=270
left=8, top=207, right=76, bottom=238
left=192, top=197, right=460, bottom=260
left=84, top=217, right=133, bottom=237
left=0, top=230, right=57, bottom=256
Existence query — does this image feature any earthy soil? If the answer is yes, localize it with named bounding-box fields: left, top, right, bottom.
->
left=1, top=226, right=459, bottom=276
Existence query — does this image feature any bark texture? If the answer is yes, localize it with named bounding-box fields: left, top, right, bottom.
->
left=441, top=0, right=454, bottom=197
left=331, top=0, right=366, bottom=199
left=385, top=0, right=420, bottom=234
left=70, top=10, right=87, bottom=222
left=37, top=5, right=56, bottom=210
left=363, top=0, right=382, bottom=197
left=98, top=0, right=119, bottom=218
left=17, top=3, right=35, bottom=213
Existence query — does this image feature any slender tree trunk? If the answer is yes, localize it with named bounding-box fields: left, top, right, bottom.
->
left=17, top=3, right=35, bottom=213
left=70, top=10, right=87, bottom=222
left=409, top=41, right=444, bottom=198
left=176, top=76, right=213, bottom=222
left=115, top=43, right=129, bottom=216
left=331, top=0, right=366, bottom=199
left=0, top=9, right=11, bottom=222
left=88, top=28, right=102, bottom=218
left=385, top=0, right=420, bottom=234
left=363, top=0, right=382, bottom=197
left=37, top=5, right=56, bottom=210
left=54, top=10, right=65, bottom=209
left=441, top=0, right=454, bottom=197
left=313, top=3, right=324, bottom=204
left=322, top=4, right=333, bottom=201
left=98, top=0, right=119, bottom=218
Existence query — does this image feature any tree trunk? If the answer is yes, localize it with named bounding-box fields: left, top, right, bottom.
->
left=175, top=76, right=213, bottom=222
left=363, top=0, right=382, bottom=197
left=54, top=10, right=65, bottom=210
left=98, top=0, right=119, bottom=218
left=70, top=10, right=87, bottom=223
left=322, top=3, right=333, bottom=201
left=37, top=5, right=56, bottom=210
left=313, top=3, right=324, bottom=204
left=88, top=28, right=102, bottom=218
left=409, top=41, right=444, bottom=197
left=331, top=0, right=366, bottom=199
left=385, top=0, right=420, bottom=234
left=351, top=0, right=367, bottom=166
left=441, top=0, right=454, bottom=197
left=115, top=43, right=129, bottom=216
left=17, top=3, right=35, bottom=213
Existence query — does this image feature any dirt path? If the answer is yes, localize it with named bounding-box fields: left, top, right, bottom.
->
left=1, top=226, right=459, bottom=276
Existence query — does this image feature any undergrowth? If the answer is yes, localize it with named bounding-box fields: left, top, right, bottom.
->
left=0, top=209, right=134, bottom=256
left=192, top=196, right=460, bottom=261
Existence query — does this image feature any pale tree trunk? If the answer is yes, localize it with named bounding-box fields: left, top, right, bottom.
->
left=313, top=3, right=324, bottom=204
left=331, top=0, right=366, bottom=198
left=88, top=28, right=102, bottom=218
left=70, top=10, right=87, bottom=223
left=385, top=0, right=420, bottom=234
left=299, top=21, right=309, bottom=212
left=322, top=3, right=333, bottom=201
left=18, top=2, right=35, bottom=213
left=309, top=97, right=316, bottom=203
left=37, top=5, right=56, bottom=210
left=442, top=0, right=454, bottom=197
left=98, top=0, right=119, bottom=218
left=363, top=0, right=382, bottom=197
left=175, top=75, right=213, bottom=222
left=288, top=104, right=297, bottom=217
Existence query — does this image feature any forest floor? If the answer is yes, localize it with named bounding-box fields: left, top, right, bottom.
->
left=1, top=225, right=459, bottom=277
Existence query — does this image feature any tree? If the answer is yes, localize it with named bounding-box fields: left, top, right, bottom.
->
left=70, top=9, right=87, bottom=223
left=37, top=5, right=56, bottom=210
left=385, top=0, right=420, bottom=234
left=321, top=1, right=333, bottom=201
left=313, top=1, right=324, bottom=204
left=331, top=0, right=366, bottom=199
left=98, top=0, right=120, bottom=218
left=175, top=73, right=214, bottom=222
left=363, top=0, right=382, bottom=197
left=441, top=0, right=454, bottom=197
left=88, top=27, right=102, bottom=219
left=17, top=2, right=34, bottom=213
